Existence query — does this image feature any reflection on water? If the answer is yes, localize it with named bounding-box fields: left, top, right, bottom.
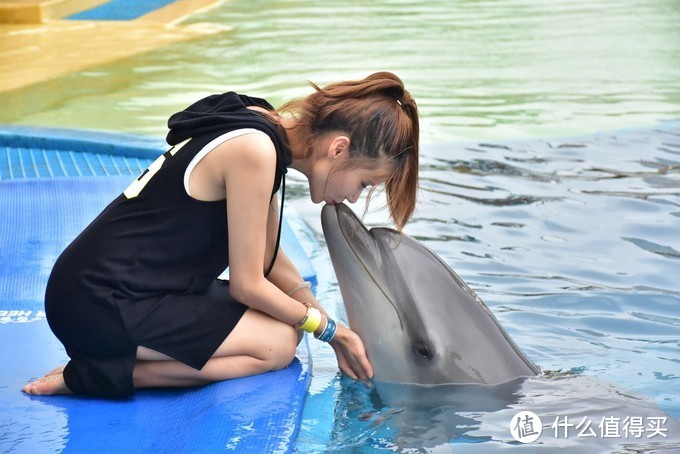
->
left=2, top=0, right=679, bottom=141
left=304, top=373, right=680, bottom=452
left=412, top=123, right=680, bottom=297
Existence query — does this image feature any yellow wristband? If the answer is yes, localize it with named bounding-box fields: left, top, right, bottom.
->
left=299, top=307, right=322, bottom=333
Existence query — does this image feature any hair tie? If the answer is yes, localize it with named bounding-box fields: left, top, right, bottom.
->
left=286, top=281, right=312, bottom=297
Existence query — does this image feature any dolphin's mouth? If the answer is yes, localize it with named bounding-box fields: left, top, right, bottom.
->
left=327, top=203, right=376, bottom=268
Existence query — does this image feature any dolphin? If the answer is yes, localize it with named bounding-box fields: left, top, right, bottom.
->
left=320, top=203, right=540, bottom=387
left=320, top=204, right=680, bottom=450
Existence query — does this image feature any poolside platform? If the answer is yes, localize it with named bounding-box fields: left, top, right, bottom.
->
left=0, top=0, right=223, bottom=23
left=0, top=0, right=230, bottom=94
left=0, top=125, right=315, bottom=452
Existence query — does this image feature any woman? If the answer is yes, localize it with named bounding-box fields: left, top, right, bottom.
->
left=22, top=71, right=420, bottom=397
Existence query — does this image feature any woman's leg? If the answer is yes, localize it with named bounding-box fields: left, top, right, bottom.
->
left=23, top=307, right=299, bottom=396
left=133, top=308, right=297, bottom=388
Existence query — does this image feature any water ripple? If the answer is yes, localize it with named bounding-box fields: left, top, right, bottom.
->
left=1, top=0, right=679, bottom=450
left=622, top=237, right=680, bottom=260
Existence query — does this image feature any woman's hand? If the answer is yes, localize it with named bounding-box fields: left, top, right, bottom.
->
left=329, top=323, right=374, bottom=383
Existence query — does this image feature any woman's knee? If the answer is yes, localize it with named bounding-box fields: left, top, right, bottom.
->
left=264, top=322, right=297, bottom=371
left=218, top=309, right=298, bottom=371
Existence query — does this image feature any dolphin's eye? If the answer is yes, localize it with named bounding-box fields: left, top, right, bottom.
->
left=413, top=342, right=434, bottom=361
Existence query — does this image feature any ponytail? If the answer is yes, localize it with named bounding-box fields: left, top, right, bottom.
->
left=279, top=72, right=420, bottom=229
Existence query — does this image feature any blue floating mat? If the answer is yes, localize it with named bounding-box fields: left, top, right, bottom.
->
left=3, top=322, right=310, bottom=453
left=68, top=0, right=179, bottom=20
left=0, top=125, right=315, bottom=452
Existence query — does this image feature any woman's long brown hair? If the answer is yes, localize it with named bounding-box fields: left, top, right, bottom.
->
left=279, top=72, right=420, bottom=230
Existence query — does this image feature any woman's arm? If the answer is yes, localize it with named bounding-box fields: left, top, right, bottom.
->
left=195, top=132, right=304, bottom=326
left=264, top=195, right=373, bottom=382
left=225, top=137, right=305, bottom=324
left=268, top=246, right=373, bottom=381
left=202, top=132, right=372, bottom=380
left=262, top=194, right=326, bottom=313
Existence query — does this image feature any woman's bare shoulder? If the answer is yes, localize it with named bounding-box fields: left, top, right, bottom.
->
left=189, top=131, right=277, bottom=200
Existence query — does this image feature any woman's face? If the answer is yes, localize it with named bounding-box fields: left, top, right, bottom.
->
left=317, top=165, right=387, bottom=205
left=306, top=134, right=392, bottom=205
left=308, top=153, right=391, bottom=205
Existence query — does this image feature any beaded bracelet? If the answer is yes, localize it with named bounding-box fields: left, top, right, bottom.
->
left=315, top=317, right=337, bottom=343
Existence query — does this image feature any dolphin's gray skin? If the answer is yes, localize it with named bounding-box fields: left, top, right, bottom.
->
left=320, top=203, right=680, bottom=451
left=321, top=203, right=539, bottom=386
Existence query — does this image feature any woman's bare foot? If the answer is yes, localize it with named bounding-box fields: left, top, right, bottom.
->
left=22, top=372, right=72, bottom=396
left=45, top=365, right=66, bottom=377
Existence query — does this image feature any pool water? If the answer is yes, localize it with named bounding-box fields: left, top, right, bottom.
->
left=2, top=0, right=679, bottom=451
left=294, top=122, right=680, bottom=451
left=6, top=0, right=680, bottom=141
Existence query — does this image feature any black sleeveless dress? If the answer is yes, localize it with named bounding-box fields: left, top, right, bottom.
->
left=45, top=93, right=291, bottom=397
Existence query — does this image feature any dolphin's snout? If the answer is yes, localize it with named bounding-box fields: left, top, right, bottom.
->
left=322, top=203, right=369, bottom=241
